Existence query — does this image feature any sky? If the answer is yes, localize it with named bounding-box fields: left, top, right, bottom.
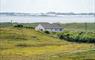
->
left=0, top=0, right=95, bottom=13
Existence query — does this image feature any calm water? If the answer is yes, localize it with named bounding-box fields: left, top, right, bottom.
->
left=0, top=15, right=95, bottom=23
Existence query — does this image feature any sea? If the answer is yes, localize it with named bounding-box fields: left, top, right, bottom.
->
left=0, top=15, right=95, bottom=23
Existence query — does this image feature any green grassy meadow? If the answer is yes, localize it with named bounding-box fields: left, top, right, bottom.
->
left=0, top=27, right=95, bottom=60
left=62, top=23, right=95, bottom=32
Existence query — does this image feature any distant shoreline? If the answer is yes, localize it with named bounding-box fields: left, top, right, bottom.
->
left=0, top=12, right=95, bottom=17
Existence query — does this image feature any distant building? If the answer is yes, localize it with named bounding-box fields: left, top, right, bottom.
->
left=35, top=23, right=63, bottom=32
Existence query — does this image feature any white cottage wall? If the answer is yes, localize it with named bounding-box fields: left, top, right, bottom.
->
left=35, top=24, right=64, bottom=32
left=35, top=24, right=45, bottom=31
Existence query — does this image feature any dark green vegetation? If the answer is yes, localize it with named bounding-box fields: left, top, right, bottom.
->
left=14, top=24, right=23, bottom=28
left=44, top=31, right=50, bottom=34
left=57, top=31, right=95, bottom=43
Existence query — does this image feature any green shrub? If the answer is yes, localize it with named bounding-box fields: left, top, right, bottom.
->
left=57, top=31, right=95, bottom=43
left=14, top=24, right=23, bottom=28
left=44, top=31, right=50, bottom=34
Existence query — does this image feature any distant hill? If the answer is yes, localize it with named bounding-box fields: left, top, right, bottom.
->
left=0, top=12, right=95, bottom=16
left=47, top=12, right=95, bottom=15
left=62, top=23, right=95, bottom=32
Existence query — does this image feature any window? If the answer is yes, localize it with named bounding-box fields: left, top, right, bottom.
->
left=55, top=28, right=58, bottom=31
left=60, top=29, right=62, bottom=31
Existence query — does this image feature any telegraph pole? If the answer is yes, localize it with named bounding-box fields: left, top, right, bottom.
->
left=11, top=20, right=13, bottom=23
left=11, top=20, right=13, bottom=26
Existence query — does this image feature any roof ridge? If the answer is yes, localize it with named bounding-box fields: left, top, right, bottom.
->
left=39, top=23, right=63, bottom=29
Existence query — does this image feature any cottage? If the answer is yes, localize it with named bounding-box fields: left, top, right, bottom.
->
left=35, top=23, right=63, bottom=32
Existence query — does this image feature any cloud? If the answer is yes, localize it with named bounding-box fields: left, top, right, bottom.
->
left=0, top=0, right=95, bottom=13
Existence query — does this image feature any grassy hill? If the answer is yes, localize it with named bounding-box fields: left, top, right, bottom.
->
left=62, top=23, right=95, bottom=32
left=0, top=27, right=95, bottom=60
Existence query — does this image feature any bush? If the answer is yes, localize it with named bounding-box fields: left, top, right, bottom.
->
left=57, top=31, right=95, bottom=43
left=14, top=24, right=23, bottom=28
left=58, top=35, right=64, bottom=39
left=44, top=31, right=50, bottom=34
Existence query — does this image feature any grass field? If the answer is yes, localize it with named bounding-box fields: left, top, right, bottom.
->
left=0, top=27, right=95, bottom=60
left=62, top=23, right=95, bottom=32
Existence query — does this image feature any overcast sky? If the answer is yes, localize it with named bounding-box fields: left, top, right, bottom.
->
left=0, top=0, right=95, bottom=13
